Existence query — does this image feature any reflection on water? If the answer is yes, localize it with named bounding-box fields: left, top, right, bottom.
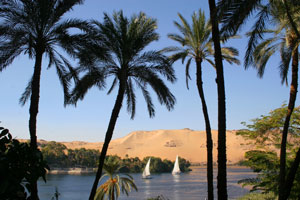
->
left=144, top=179, right=151, bottom=197
left=38, top=167, right=256, bottom=200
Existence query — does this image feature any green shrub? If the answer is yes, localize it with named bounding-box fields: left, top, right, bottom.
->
left=0, top=126, right=49, bottom=199
left=237, top=192, right=276, bottom=200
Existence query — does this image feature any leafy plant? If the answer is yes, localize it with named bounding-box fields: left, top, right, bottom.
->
left=237, top=105, right=300, bottom=198
left=238, top=192, right=276, bottom=200
left=0, top=127, right=49, bottom=199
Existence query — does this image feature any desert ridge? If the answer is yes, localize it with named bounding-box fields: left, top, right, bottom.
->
left=58, top=129, right=250, bottom=164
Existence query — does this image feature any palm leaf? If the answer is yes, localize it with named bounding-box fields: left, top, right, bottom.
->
left=245, top=4, right=272, bottom=68
left=185, top=57, right=193, bottom=90
left=218, top=0, right=263, bottom=39
left=19, top=76, right=33, bottom=106
left=279, top=43, right=293, bottom=84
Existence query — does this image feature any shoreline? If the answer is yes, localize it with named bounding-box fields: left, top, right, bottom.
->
left=47, top=167, right=97, bottom=175
left=47, top=165, right=249, bottom=175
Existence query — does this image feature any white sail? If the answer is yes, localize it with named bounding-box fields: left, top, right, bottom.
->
left=142, top=158, right=151, bottom=179
left=172, top=155, right=181, bottom=175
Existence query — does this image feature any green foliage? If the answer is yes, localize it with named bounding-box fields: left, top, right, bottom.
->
left=106, top=155, right=191, bottom=173
left=0, top=127, right=49, bottom=199
left=237, top=105, right=300, bottom=198
left=68, top=148, right=99, bottom=167
left=41, top=141, right=68, bottom=167
left=142, top=156, right=191, bottom=173
left=178, top=157, right=192, bottom=172
left=40, top=141, right=192, bottom=173
left=147, top=195, right=169, bottom=200
left=238, top=192, right=276, bottom=200
left=41, top=142, right=100, bottom=168
left=95, top=161, right=138, bottom=200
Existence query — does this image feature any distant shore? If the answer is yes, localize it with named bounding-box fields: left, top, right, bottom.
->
left=47, top=167, right=96, bottom=175
left=47, top=165, right=249, bottom=175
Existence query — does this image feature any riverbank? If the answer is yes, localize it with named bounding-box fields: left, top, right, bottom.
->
left=47, top=165, right=249, bottom=175
left=48, top=167, right=96, bottom=175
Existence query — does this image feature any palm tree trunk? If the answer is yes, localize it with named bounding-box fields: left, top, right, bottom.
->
left=284, top=144, right=300, bottom=199
left=29, top=49, right=43, bottom=200
left=279, top=47, right=298, bottom=200
left=196, top=60, right=214, bottom=200
left=111, top=186, right=115, bottom=200
left=89, top=80, right=125, bottom=200
left=208, top=0, right=228, bottom=199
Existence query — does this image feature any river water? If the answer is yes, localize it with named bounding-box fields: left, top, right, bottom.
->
left=38, top=167, right=256, bottom=200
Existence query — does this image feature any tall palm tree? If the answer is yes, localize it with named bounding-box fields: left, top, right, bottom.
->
left=94, top=162, right=138, bottom=200
left=164, top=9, right=239, bottom=200
left=207, top=0, right=228, bottom=199
left=243, top=2, right=300, bottom=199
left=68, top=11, right=176, bottom=200
left=0, top=0, right=87, bottom=199
left=218, top=1, right=300, bottom=199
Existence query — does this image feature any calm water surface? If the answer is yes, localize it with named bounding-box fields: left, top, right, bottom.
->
left=38, top=167, right=256, bottom=200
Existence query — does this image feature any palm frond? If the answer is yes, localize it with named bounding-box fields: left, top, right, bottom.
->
left=206, top=58, right=216, bottom=69
left=279, top=43, right=293, bottom=84
left=245, top=4, right=272, bottom=68
left=218, top=0, right=263, bottom=39
left=125, top=78, right=136, bottom=119
left=19, top=76, right=33, bottom=106
left=53, top=57, right=71, bottom=106
left=135, top=79, right=155, bottom=118
left=167, top=33, right=185, bottom=45
left=168, top=50, right=189, bottom=64
left=185, top=57, right=193, bottom=90
left=69, top=68, right=106, bottom=105
left=107, top=77, right=118, bottom=95
left=132, top=51, right=176, bottom=83
left=52, top=0, right=84, bottom=25
left=133, top=67, right=176, bottom=112
left=177, top=13, right=193, bottom=39
left=254, top=45, right=277, bottom=78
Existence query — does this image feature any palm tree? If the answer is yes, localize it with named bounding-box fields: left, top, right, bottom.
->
left=218, top=1, right=300, bottom=199
left=207, top=0, right=228, bottom=199
left=164, top=10, right=239, bottom=200
left=0, top=0, right=87, bottom=199
left=243, top=2, right=300, bottom=199
left=217, top=0, right=300, bottom=40
left=68, top=11, right=176, bottom=200
left=94, top=162, right=138, bottom=200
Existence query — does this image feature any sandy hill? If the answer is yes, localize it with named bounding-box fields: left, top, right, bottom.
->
left=56, top=129, right=251, bottom=164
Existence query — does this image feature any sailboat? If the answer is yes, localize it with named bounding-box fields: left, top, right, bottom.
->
left=142, top=158, right=152, bottom=179
left=172, top=155, right=181, bottom=175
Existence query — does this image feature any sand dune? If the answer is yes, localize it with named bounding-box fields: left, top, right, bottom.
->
left=58, top=129, right=251, bottom=164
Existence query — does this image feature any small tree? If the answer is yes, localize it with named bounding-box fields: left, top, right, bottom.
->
left=237, top=105, right=300, bottom=199
left=95, top=162, right=137, bottom=200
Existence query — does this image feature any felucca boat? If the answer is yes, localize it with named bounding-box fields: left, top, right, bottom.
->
left=142, top=158, right=152, bottom=179
left=172, top=155, right=181, bottom=175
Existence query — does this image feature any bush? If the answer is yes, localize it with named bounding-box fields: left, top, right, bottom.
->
left=238, top=192, right=276, bottom=200
left=0, top=126, right=49, bottom=199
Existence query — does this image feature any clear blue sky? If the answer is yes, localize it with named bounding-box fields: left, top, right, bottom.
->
left=0, top=0, right=298, bottom=142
